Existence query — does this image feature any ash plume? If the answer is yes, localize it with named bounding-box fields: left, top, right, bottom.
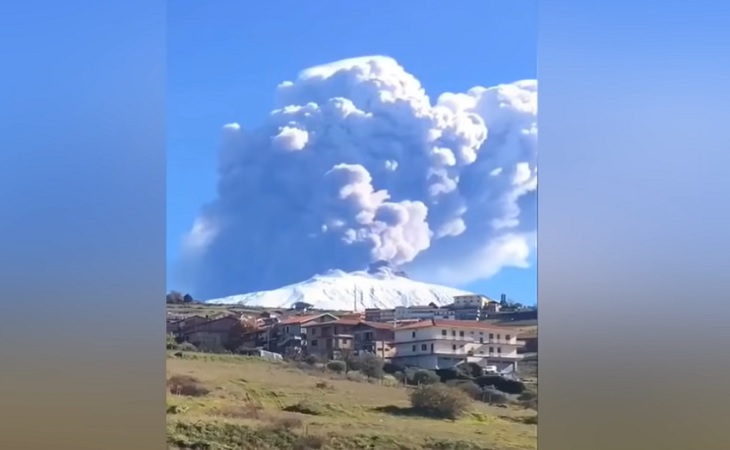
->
left=181, top=56, right=537, bottom=298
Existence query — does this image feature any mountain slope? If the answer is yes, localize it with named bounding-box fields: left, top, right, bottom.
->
left=204, top=267, right=472, bottom=310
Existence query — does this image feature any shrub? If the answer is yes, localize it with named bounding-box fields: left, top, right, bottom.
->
left=326, top=360, right=346, bottom=374
left=481, top=387, right=509, bottom=405
left=410, top=384, right=471, bottom=419
left=383, top=362, right=404, bottom=375
left=304, top=354, right=320, bottom=365
left=359, top=353, right=385, bottom=379
left=445, top=379, right=483, bottom=400
left=315, top=381, right=330, bottom=389
left=269, top=415, right=303, bottom=431
left=177, top=342, right=198, bottom=352
left=393, top=371, right=405, bottom=383
left=167, top=374, right=210, bottom=397
left=293, top=433, right=328, bottom=450
left=474, top=375, right=526, bottom=394
left=283, top=400, right=323, bottom=416
left=413, top=369, right=441, bottom=386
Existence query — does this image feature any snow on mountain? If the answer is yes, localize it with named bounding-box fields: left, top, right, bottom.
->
left=204, top=265, right=472, bottom=310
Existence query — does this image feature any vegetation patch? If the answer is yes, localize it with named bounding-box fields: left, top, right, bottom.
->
left=168, top=374, right=210, bottom=397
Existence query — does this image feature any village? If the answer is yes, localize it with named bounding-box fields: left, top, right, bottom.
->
left=166, top=294, right=538, bottom=376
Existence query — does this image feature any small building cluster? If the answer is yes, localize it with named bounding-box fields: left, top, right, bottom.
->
left=167, top=293, right=533, bottom=373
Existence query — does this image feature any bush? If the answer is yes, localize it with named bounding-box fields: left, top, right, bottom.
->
left=445, top=379, right=483, bottom=400
left=474, top=375, right=525, bottom=394
left=410, top=384, right=471, bottom=419
left=177, top=342, right=198, bottom=352
left=412, top=369, right=441, bottom=386
left=303, top=354, right=320, bottom=365
left=383, top=362, right=405, bottom=375
left=167, top=374, right=210, bottom=397
left=518, top=390, right=538, bottom=409
left=326, top=360, right=346, bottom=374
left=359, top=353, right=385, bottom=379
left=481, top=387, right=509, bottom=405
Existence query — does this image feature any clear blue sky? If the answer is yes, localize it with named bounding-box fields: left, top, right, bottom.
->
left=168, top=0, right=537, bottom=304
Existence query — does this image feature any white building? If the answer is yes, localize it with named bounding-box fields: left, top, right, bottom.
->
left=393, top=305, right=455, bottom=321
left=391, top=319, right=522, bottom=371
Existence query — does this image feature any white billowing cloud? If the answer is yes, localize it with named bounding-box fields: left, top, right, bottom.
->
left=182, top=56, right=537, bottom=298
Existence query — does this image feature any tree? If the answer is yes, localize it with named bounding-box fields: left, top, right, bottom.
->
left=183, top=293, right=194, bottom=303
left=224, top=317, right=258, bottom=352
left=338, top=348, right=361, bottom=373
left=359, top=353, right=384, bottom=379
left=410, top=384, right=471, bottom=419
left=412, top=369, right=441, bottom=386
left=166, top=291, right=184, bottom=304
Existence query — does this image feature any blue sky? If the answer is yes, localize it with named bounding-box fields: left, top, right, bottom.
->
left=168, top=0, right=537, bottom=304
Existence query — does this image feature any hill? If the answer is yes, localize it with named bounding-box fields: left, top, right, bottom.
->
left=167, top=352, right=537, bottom=450
left=204, top=265, right=472, bottom=310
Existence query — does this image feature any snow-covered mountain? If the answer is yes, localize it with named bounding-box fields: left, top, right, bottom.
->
left=204, top=264, right=472, bottom=310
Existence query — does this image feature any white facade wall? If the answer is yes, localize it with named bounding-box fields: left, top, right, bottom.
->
left=452, top=295, right=489, bottom=308
left=393, top=324, right=521, bottom=361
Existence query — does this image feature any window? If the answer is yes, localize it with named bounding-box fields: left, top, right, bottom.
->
left=459, top=331, right=465, bottom=337
left=412, top=331, right=416, bottom=338
left=497, top=334, right=501, bottom=340
left=412, top=345, right=416, bottom=352
left=497, top=347, right=502, bottom=353
left=452, top=344, right=457, bottom=350
left=489, top=347, right=494, bottom=353
left=441, top=329, right=447, bottom=336
left=311, top=340, right=318, bottom=347
left=506, top=334, right=511, bottom=341
left=452, top=330, right=456, bottom=336
left=479, top=337, right=484, bottom=344
left=489, top=333, right=494, bottom=340
left=421, top=344, right=427, bottom=351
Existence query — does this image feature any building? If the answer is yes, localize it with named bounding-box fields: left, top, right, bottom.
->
left=352, top=321, right=397, bottom=359
left=448, top=294, right=499, bottom=321
left=273, top=313, right=338, bottom=357
left=365, top=308, right=395, bottom=323
left=391, top=319, right=522, bottom=371
left=303, top=319, right=361, bottom=359
left=365, top=304, right=455, bottom=323
left=394, top=304, right=455, bottom=321
left=179, top=315, right=241, bottom=350
left=167, top=314, right=208, bottom=335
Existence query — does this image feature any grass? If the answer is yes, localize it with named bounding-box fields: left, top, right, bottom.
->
left=166, top=352, right=536, bottom=450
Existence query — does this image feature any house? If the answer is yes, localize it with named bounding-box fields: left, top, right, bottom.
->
left=352, top=321, right=396, bottom=359
left=290, top=301, right=314, bottom=312
left=391, top=319, right=522, bottom=371
left=167, top=315, right=208, bottom=336
left=179, top=315, right=241, bottom=350
left=448, top=294, right=497, bottom=321
left=303, top=318, right=361, bottom=359
left=364, top=308, right=396, bottom=323
left=274, top=313, right=338, bottom=356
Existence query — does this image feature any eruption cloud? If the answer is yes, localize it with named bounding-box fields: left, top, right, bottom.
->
left=182, top=56, right=537, bottom=298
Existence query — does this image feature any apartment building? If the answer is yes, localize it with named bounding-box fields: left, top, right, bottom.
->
left=449, top=294, right=502, bottom=320
left=365, top=305, right=454, bottom=323
left=391, top=319, right=522, bottom=371
left=303, top=319, right=360, bottom=359
left=364, top=308, right=396, bottom=323
left=352, top=321, right=396, bottom=359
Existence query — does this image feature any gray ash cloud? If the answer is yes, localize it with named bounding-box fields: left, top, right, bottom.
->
left=180, top=56, right=537, bottom=298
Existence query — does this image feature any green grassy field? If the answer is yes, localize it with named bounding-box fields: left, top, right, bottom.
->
left=166, top=353, right=537, bottom=450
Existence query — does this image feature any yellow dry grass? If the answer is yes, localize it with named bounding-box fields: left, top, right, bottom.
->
left=166, top=353, right=536, bottom=450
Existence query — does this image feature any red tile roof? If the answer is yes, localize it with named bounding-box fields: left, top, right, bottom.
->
left=278, top=313, right=336, bottom=325
left=396, top=319, right=511, bottom=331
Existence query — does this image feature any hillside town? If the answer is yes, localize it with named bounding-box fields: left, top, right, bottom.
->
left=167, top=293, right=538, bottom=376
